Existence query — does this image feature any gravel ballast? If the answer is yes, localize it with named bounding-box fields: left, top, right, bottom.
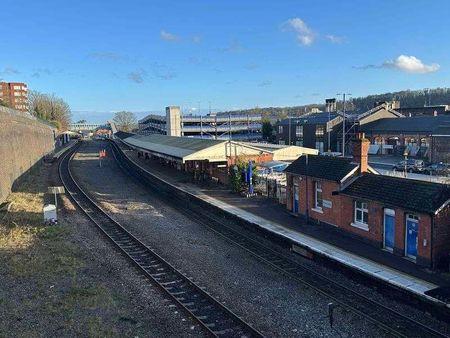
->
left=67, top=140, right=450, bottom=337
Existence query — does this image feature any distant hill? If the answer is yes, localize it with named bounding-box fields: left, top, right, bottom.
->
left=217, top=87, right=450, bottom=121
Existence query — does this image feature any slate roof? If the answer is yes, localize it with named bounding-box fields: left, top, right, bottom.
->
left=115, top=131, right=135, bottom=140
left=361, top=116, right=450, bottom=134
left=279, top=112, right=340, bottom=126
left=284, top=155, right=358, bottom=182
left=341, top=173, right=450, bottom=214
left=432, top=123, right=450, bottom=136
left=122, top=134, right=225, bottom=160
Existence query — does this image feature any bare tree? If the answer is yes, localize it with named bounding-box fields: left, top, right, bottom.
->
left=113, top=111, right=137, bottom=132
left=28, top=90, right=72, bottom=130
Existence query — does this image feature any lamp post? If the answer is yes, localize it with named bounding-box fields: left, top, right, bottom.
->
left=337, top=93, right=352, bottom=157
left=403, top=149, right=408, bottom=177
left=288, top=116, right=291, bottom=145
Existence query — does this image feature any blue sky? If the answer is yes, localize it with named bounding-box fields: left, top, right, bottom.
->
left=1, top=0, right=449, bottom=122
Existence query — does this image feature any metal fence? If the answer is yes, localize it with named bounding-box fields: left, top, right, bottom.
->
left=255, top=173, right=287, bottom=204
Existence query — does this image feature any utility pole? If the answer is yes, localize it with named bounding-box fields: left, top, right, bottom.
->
left=288, top=116, right=291, bottom=145
left=327, top=109, right=331, bottom=152
left=337, top=93, right=351, bottom=157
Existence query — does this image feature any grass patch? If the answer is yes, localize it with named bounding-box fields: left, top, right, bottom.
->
left=66, top=285, right=116, bottom=310
left=4, top=225, right=84, bottom=278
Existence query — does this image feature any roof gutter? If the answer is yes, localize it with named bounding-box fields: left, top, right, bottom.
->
left=434, top=198, right=450, bottom=216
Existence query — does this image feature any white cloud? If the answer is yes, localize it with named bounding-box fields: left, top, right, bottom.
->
left=325, top=34, right=345, bottom=44
left=192, top=35, right=201, bottom=44
left=218, top=39, right=243, bottom=53
left=0, top=67, right=19, bottom=76
left=258, top=80, right=272, bottom=87
left=356, top=55, right=440, bottom=74
left=160, top=30, right=178, bottom=41
left=128, top=69, right=147, bottom=83
left=383, top=55, right=440, bottom=74
left=282, top=18, right=316, bottom=46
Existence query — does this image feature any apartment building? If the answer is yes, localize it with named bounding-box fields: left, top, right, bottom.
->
left=0, top=82, right=29, bottom=112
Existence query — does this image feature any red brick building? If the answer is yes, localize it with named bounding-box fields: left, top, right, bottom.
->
left=0, top=82, right=28, bottom=112
left=285, top=134, right=450, bottom=269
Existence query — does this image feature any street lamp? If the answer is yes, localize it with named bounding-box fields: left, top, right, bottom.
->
left=403, top=149, right=408, bottom=177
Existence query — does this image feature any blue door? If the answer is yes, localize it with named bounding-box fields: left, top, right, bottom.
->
left=383, top=210, right=395, bottom=251
left=293, top=184, right=299, bottom=214
left=406, top=216, right=418, bottom=259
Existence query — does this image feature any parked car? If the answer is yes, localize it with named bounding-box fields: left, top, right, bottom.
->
left=423, top=163, right=450, bottom=177
left=392, top=159, right=424, bottom=173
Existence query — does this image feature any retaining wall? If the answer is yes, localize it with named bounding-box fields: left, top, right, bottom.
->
left=0, top=107, right=55, bottom=203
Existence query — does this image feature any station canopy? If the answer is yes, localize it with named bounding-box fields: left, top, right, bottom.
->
left=121, top=134, right=229, bottom=163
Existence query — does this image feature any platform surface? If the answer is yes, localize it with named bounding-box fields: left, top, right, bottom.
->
left=118, top=145, right=450, bottom=305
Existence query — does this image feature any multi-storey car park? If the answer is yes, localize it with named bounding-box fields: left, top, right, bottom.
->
left=139, top=106, right=262, bottom=140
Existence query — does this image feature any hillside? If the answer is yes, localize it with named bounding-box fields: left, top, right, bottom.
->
left=217, top=87, right=450, bottom=120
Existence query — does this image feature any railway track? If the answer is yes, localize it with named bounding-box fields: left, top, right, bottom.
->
left=110, top=140, right=450, bottom=338
left=58, top=142, right=264, bottom=338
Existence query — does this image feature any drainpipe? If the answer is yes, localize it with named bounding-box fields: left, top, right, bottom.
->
left=305, top=154, right=309, bottom=223
left=430, top=215, right=434, bottom=270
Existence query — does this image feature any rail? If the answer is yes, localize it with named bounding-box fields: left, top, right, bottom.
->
left=110, top=140, right=450, bottom=338
left=58, top=142, right=264, bottom=338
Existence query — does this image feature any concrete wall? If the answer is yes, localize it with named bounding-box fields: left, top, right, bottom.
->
left=0, top=107, right=55, bottom=203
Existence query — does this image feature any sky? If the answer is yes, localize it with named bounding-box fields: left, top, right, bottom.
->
left=1, top=0, right=449, bottom=123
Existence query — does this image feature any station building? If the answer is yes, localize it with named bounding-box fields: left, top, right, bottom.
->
left=285, top=133, right=450, bottom=269
left=360, top=115, right=450, bottom=162
left=275, top=101, right=403, bottom=154
left=116, top=132, right=317, bottom=184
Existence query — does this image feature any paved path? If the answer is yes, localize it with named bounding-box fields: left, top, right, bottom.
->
left=118, top=145, right=450, bottom=307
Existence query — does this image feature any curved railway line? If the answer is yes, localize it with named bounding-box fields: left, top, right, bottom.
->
left=58, top=142, right=264, bottom=338
left=109, top=140, right=450, bottom=338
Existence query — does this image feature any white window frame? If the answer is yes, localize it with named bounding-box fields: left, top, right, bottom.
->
left=351, top=200, right=369, bottom=231
left=313, top=181, right=323, bottom=211
left=278, top=125, right=283, bottom=134
left=315, top=125, right=325, bottom=136
left=295, top=125, right=303, bottom=137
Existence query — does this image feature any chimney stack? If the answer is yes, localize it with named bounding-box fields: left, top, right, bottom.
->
left=325, top=98, right=337, bottom=112
left=352, top=132, right=370, bottom=173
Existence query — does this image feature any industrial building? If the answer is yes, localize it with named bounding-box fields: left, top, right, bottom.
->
left=0, top=82, right=28, bottom=112
left=139, top=106, right=262, bottom=140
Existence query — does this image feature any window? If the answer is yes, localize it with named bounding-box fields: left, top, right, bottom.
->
left=315, top=182, right=323, bottom=209
left=296, top=140, right=303, bottom=147
left=295, top=125, right=303, bottom=137
left=315, top=125, right=325, bottom=136
left=354, top=200, right=368, bottom=225
left=279, top=140, right=285, bottom=145
left=278, top=125, right=283, bottom=134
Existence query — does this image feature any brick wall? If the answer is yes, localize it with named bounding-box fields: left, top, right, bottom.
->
left=0, top=107, right=54, bottom=203
left=432, top=136, right=450, bottom=163
left=432, top=204, right=450, bottom=268
left=286, top=170, right=442, bottom=268
left=286, top=173, right=342, bottom=226
left=339, top=195, right=434, bottom=267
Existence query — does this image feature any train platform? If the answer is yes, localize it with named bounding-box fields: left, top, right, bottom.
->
left=44, top=140, right=78, bottom=162
left=118, top=145, right=450, bottom=307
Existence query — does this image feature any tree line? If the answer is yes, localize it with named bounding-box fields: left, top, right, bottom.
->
left=28, top=90, right=72, bottom=130
left=217, top=87, right=450, bottom=121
